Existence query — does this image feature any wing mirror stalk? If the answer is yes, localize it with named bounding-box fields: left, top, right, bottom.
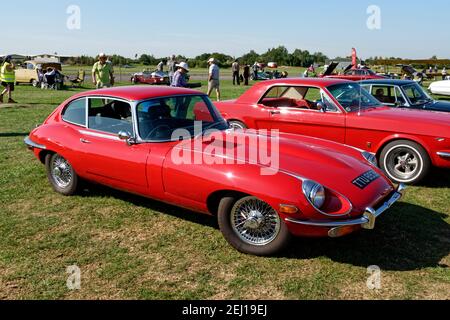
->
left=118, top=131, right=136, bottom=146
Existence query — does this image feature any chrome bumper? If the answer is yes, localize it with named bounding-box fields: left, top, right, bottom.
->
left=285, top=184, right=406, bottom=231
left=24, top=136, right=46, bottom=150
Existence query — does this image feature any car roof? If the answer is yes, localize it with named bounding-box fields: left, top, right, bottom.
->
left=236, top=78, right=353, bottom=103
left=70, top=86, right=204, bottom=102
left=359, top=79, right=416, bottom=86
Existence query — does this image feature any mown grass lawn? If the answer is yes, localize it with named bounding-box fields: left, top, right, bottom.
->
left=0, top=81, right=449, bottom=300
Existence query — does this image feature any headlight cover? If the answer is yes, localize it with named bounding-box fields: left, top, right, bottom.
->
left=362, top=151, right=377, bottom=166
left=302, top=180, right=326, bottom=209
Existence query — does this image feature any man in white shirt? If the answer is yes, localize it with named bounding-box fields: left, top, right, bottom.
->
left=232, top=59, right=240, bottom=85
left=207, top=58, right=221, bottom=101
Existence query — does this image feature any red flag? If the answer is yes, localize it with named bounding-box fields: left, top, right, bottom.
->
left=352, top=48, right=357, bottom=69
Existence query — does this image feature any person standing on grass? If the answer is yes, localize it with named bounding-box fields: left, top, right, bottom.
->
left=167, top=55, right=177, bottom=83
left=157, top=60, right=165, bottom=72
left=92, top=53, right=114, bottom=89
left=243, top=64, right=250, bottom=85
left=232, top=59, right=240, bottom=86
left=170, top=62, right=189, bottom=88
left=252, top=62, right=259, bottom=80
left=0, top=55, right=17, bottom=104
left=207, top=58, right=221, bottom=101
left=442, top=67, right=447, bottom=80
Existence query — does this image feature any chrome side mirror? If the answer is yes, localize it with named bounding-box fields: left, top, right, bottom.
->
left=118, top=131, right=136, bottom=145
left=316, top=102, right=326, bottom=113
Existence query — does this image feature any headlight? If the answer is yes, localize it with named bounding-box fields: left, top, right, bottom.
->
left=362, top=151, right=377, bottom=166
left=302, top=180, right=326, bottom=209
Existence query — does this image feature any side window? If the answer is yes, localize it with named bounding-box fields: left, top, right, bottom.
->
left=371, top=85, right=396, bottom=104
left=361, top=85, right=371, bottom=92
left=27, top=63, right=35, bottom=70
left=88, top=98, right=133, bottom=134
left=62, top=98, right=86, bottom=127
left=321, top=91, right=339, bottom=112
left=394, top=87, right=407, bottom=106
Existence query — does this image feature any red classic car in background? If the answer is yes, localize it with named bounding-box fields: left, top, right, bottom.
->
left=24, top=86, right=403, bottom=256
left=215, top=78, right=450, bottom=185
left=321, top=62, right=386, bottom=81
left=131, top=70, right=170, bottom=85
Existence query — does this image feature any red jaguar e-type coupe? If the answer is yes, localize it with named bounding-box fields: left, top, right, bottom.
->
left=25, top=86, right=404, bottom=256
left=215, top=78, right=450, bottom=185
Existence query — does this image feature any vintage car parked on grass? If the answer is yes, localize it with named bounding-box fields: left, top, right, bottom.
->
left=25, top=86, right=404, bottom=256
left=214, top=78, right=450, bottom=185
left=321, top=63, right=386, bottom=81
left=131, top=70, right=170, bottom=85
left=15, top=60, right=63, bottom=87
left=360, top=79, right=450, bottom=112
left=428, top=80, right=450, bottom=96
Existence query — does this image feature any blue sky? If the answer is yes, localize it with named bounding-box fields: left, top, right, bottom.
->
left=2, top=0, right=449, bottom=59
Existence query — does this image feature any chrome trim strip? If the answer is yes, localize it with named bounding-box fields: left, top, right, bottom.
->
left=79, top=130, right=121, bottom=141
left=285, top=184, right=405, bottom=229
left=437, top=152, right=450, bottom=159
left=24, top=136, right=46, bottom=150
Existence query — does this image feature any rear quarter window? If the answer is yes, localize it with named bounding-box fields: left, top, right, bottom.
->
left=62, top=98, right=86, bottom=127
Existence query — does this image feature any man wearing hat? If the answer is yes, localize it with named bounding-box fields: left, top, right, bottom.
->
left=170, top=62, right=189, bottom=88
left=0, top=55, right=17, bottom=104
left=92, top=53, right=114, bottom=89
left=207, top=58, right=221, bottom=101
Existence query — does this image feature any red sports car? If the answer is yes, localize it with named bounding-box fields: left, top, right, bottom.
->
left=215, top=78, right=450, bottom=185
left=25, top=86, right=404, bottom=256
left=131, top=70, right=170, bottom=85
left=321, top=63, right=386, bottom=81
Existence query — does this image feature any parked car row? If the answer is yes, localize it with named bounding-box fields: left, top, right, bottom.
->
left=24, top=78, right=449, bottom=256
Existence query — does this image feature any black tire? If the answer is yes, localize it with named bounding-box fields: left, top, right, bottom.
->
left=218, top=196, right=291, bottom=256
left=228, top=120, right=247, bottom=131
left=45, top=153, right=79, bottom=196
left=379, top=140, right=430, bottom=184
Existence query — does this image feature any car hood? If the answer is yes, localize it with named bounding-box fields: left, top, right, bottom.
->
left=422, top=100, right=450, bottom=112
left=348, top=106, right=450, bottom=136
left=175, top=130, right=393, bottom=212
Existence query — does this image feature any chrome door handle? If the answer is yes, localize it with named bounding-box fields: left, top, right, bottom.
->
left=80, top=138, right=91, bottom=144
left=270, top=110, right=281, bottom=115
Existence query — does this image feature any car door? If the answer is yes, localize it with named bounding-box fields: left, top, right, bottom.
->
left=265, top=86, right=346, bottom=143
left=79, top=97, right=150, bottom=190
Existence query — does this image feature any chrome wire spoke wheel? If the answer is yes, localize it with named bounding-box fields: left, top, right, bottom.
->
left=51, top=155, right=73, bottom=189
left=230, top=198, right=281, bottom=246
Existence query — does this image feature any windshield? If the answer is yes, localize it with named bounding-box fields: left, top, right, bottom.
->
left=401, top=83, right=432, bottom=105
left=327, top=83, right=382, bottom=112
left=137, top=95, right=228, bottom=141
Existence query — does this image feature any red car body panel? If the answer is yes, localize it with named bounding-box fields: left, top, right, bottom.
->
left=215, top=79, right=450, bottom=170
left=27, top=86, right=402, bottom=239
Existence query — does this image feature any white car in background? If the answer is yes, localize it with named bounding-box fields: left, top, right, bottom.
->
left=429, top=80, right=450, bottom=96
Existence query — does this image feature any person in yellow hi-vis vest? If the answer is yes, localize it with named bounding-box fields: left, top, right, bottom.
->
left=0, top=55, right=16, bottom=104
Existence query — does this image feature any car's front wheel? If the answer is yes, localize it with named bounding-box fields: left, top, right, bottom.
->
left=228, top=120, right=247, bottom=131
left=218, top=196, right=291, bottom=256
left=45, top=153, right=79, bottom=195
left=379, top=140, right=430, bottom=184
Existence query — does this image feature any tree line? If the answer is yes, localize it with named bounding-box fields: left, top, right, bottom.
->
left=64, top=46, right=329, bottom=68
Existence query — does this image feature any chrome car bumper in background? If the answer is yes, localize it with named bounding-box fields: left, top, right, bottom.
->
left=24, top=136, right=47, bottom=150
left=285, top=184, right=406, bottom=236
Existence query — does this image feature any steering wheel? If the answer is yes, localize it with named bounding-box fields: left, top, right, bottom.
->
left=145, top=124, right=172, bottom=140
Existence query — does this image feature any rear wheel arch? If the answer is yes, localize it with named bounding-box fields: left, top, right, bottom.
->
left=38, top=150, right=55, bottom=164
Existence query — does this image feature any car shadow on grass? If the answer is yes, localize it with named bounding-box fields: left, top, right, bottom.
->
left=284, top=202, right=450, bottom=271
left=418, top=168, right=450, bottom=188
left=0, top=132, right=30, bottom=138
left=79, top=183, right=219, bottom=230
left=80, top=184, right=449, bottom=271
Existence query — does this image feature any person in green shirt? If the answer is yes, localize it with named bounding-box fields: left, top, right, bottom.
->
left=92, top=53, right=114, bottom=89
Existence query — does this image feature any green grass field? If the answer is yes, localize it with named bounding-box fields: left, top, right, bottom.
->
left=0, top=81, right=449, bottom=300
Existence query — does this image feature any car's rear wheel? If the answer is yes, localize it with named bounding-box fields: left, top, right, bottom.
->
left=228, top=120, right=247, bottom=131
left=218, top=196, right=291, bottom=256
left=45, top=153, right=79, bottom=195
left=379, top=140, right=430, bottom=184
left=31, top=79, right=39, bottom=87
